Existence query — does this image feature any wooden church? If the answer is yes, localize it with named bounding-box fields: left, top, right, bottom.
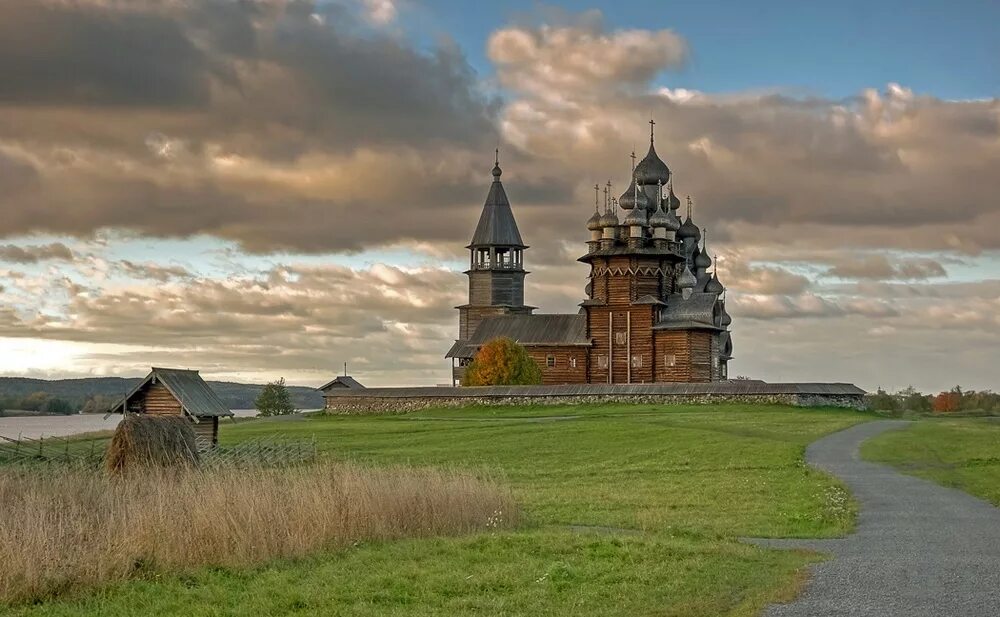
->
left=447, top=122, right=733, bottom=385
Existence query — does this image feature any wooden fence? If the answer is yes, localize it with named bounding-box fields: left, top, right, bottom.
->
left=0, top=433, right=317, bottom=469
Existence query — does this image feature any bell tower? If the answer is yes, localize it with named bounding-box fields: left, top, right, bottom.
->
left=456, top=153, right=535, bottom=343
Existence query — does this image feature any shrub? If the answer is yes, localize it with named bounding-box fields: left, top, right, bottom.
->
left=866, top=388, right=899, bottom=413
left=463, top=337, right=542, bottom=386
left=932, top=391, right=961, bottom=413
left=255, top=378, right=295, bottom=416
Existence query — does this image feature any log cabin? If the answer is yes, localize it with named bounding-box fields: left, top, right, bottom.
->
left=447, top=123, right=734, bottom=385
left=110, top=367, right=233, bottom=448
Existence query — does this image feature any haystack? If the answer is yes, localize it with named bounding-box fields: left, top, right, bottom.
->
left=106, top=414, right=200, bottom=473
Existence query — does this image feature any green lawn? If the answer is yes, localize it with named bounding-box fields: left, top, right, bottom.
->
left=861, top=416, right=1000, bottom=506
left=9, top=404, right=870, bottom=617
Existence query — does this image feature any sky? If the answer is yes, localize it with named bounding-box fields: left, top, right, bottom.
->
left=0, top=0, right=997, bottom=393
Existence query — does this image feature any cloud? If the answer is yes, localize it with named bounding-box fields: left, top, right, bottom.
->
left=361, top=0, right=398, bottom=25
left=0, top=0, right=514, bottom=253
left=0, top=260, right=465, bottom=384
left=488, top=10, right=687, bottom=101
left=720, top=260, right=811, bottom=295
left=823, top=254, right=947, bottom=280
left=0, top=7, right=997, bottom=392
left=0, top=243, right=75, bottom=264
left=732, top=293, right=899, bottom=320
left=115, top=260, right=193, bottom=282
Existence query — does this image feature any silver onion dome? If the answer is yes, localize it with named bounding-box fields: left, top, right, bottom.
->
left=586, top=210, right=603, bottom=231
left=677, top=215, right=700, bottom=241
left=695, top=246, right=712, bottom=270
left=649, top=203, right=671, bottom=228
left=678, top=263, right=697, bottom=290
left=705, top=272, right=725, bottom=294
left=624, top=203, right=648, bottom=226
left=600, top=207, right=619, bottom=228
left=618, top=177, right=638, bottom=209
left=666, top=184, right=681, bottom=211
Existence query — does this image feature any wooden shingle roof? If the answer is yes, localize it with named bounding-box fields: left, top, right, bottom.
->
left=446, top=314, right=590, bottom=358
left=111, top=367, right=233, bottom=417
left=468, top=165, right=526, bottom=248
left=318, top=375, right=365, bottom=391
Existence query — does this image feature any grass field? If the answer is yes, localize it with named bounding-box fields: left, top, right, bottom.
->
left=8, top=403, right=870, bottom=617
left=861, top=416, right=1000, bottom=507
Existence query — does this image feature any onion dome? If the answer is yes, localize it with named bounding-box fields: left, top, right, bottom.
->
left=677, top=215, right=700, bottom=241
left=695, top=246, right=712, bottom=270
left=600, top=207, right=619, bottom=228
left=618, top=177, right=638, bottom=209
left=624, top=203, right=647, bottom=226
left=649, top=203, right=670, bottom=228
left=666, top=184, right=681, bottom=211
left=678, top=263, right=697, bottom=291
left=720, top=304, right=732, bottom=327
left=587, top=209, right=603, bottom=231
left=705, top=272, right=725, bottom=294
left=635, top=122, right=671, bottom=186
left=664, top=208, right=681, bottom=231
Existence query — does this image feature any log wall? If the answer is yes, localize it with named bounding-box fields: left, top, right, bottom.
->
left=525, top=346, right=589, bottom=385
left=139, top=384, right=183, bottom=415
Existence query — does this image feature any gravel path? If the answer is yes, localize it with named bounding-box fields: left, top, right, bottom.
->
left=754, top=420, right=1000, bottom=616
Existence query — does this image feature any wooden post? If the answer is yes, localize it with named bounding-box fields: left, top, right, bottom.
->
left=608, top=312, right=613, bottom=384
left=627, top=311, right=632, bottom=384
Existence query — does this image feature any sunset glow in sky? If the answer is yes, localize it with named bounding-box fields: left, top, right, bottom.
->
left=0, top=0, right=998, bottom=391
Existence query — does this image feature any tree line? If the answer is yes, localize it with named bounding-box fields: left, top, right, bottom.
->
left=866, top=386, right=1000, bottom=414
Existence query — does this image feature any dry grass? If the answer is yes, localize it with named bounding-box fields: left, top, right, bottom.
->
left=105, top=414, right=199, bottom=472
left=0, top=463, right=518, bottom=605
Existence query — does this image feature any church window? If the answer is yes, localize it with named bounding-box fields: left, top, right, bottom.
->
left=598, top=355, right=608, bottom=369
left=615, top=331, right=627, bottom=346
left=546, top=355, right=555, bottom=367
left=570, top=357, right=577, bottom=368
left=665, top=353, right=677, bottom=367
left=631, top=355, right=643, bottom=368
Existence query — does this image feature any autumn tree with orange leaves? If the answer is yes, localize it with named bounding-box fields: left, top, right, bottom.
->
left=462, top=337, right=542, bottom=386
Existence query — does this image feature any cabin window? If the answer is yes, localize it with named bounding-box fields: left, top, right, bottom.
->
left=615, top=331, right=627, bottom=346
left=546, top=355, right=556, bottom=367
left=598, top=355, right=609, bottom=369
left=570, top=357, right=577, bottom=368
left=665, top=353, right=677, bottom=367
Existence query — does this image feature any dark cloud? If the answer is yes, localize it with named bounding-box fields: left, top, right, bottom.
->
left=0, top=1, right=216, bottom=108
left=0, top=242, right=75, bottom=264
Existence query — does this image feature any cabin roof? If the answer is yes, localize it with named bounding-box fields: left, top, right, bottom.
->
left=318, top=375, right=365, bottom=391
left=111, top=367, right=233, bottom=417
left=446, top=313, right=590, bottom=358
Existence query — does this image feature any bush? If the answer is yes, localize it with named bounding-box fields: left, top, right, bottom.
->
left=255, top=378, right=295, bottom=416
left=932, top=390, right=961, bottom=413
left=463, top=337, right=542, bottom=386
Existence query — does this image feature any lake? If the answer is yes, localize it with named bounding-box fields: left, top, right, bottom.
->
left=0, top=409, right=262, bottom=440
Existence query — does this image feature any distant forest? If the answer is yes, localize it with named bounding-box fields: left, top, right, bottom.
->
left=0, top=376, right=324, bottom=415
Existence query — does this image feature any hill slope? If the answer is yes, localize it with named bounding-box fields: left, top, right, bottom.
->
left=0, top=376, right=324, bottom=411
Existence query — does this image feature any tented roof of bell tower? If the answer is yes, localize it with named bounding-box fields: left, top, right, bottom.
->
left=468, top=161, right=526, bottom=249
